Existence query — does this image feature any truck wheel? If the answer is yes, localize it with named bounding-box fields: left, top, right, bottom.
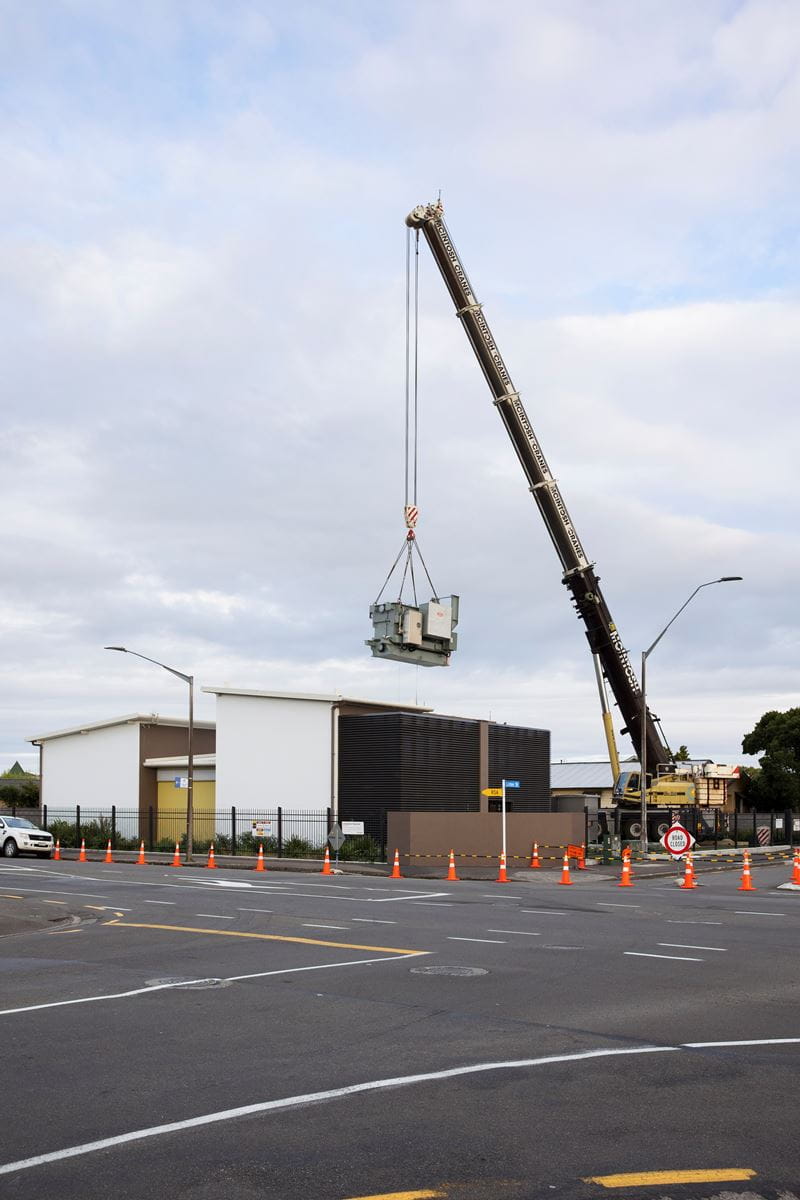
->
left=655, top=822, right=670, bottom=839
left=627, top=821, right=643, bottom=840
left=3, top=839, right=19, bottom=858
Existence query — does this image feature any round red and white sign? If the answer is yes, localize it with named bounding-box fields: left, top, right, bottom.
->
left=660, top=823, right=696, bottom=858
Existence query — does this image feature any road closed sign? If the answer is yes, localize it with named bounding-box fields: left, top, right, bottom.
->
left=660, top=823, right=696, bottom=859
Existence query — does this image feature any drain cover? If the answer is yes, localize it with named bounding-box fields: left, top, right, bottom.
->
left=146, top=976, right=230, bottom=990
left=410, top=965, right=488, bottom=977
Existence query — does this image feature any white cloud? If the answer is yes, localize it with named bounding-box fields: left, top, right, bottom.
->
left=1, top=0, right=798, bottom=771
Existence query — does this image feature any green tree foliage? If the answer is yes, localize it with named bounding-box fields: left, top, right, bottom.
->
left=673, top=745, right=691, bottom=761
left=741, top=708, right=800, bottom=810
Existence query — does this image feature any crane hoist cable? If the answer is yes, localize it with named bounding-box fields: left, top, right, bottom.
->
left=373, top=225, right=441, bottom=607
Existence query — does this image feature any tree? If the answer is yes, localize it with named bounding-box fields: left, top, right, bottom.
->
left=741, top=708, right=800, bottom=811
left=673, top=745, right=691, bottom=761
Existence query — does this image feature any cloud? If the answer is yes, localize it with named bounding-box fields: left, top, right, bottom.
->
left=2, top=1, right=798, bottom=771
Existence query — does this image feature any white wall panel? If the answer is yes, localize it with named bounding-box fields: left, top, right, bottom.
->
left=215, top=695, right=331, bottom=812
left=41, top=723, right=140, bottom=814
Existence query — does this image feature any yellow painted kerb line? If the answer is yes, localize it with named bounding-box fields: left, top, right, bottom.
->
left=106, top=919, right=424, bottom=956
left=584, top=1167, right=756, bottom=1187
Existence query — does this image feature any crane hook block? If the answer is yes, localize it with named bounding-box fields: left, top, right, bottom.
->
left=366, top=596, right=459, bottom=667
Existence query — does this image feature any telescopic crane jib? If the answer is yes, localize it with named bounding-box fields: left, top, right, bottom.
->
left=404, top=199, right=670, bottom=770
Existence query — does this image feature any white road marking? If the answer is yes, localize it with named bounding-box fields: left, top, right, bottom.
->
left=144, top=901, right=175, bottom=905
left=624, top=951, right=703, bottom=962
left=0, top=887, right=109, bottom=899
left=596, top=902, right=640, bottom=908
left=14, top=1039, right=800, bottom=1175
left=447, top=936, right=505, bottom=944
left=732, top=911, right=786, bottom=917
left=352, top=918, right=396, bottom=924
left=237, top=907, right=273, bottom=914
left=302, top=924, right=348, bottom=930
left=409, top=902, right=453, bottom=907
left=372, top=893, right=451, bottom=904
left=520, top=909, right=567, bottom=916
left=0, top=955, right=422, bottom=1017
left=658, top=943, right=727, bottom=952
left=481, top=894, right=523, bottom=899
left=487, top=929, right=541, bottom=936
left=195, top=914, right=234, bottom=920
left=542, top=945, right=584, bottom=950
left=666, top=919, right=722, bottom=925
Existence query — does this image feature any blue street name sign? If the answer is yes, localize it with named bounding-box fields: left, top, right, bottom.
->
left=504, top=780, right=520, bottom=788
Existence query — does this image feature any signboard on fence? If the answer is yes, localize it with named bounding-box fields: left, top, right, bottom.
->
left=251, top=821, right=273, bottom=840
left=341, top=821, right=364, bottom=835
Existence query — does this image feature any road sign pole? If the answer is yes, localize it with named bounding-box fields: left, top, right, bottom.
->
left=501, top=779, right=507, bottom=866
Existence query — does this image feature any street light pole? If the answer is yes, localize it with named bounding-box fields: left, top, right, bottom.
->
left=638, top=576, right=742, bottom=858
left=104, top=646, right=195, bottom=863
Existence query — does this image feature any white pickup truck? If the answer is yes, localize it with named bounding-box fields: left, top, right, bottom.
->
left=0, top=816, right=54, bottom=858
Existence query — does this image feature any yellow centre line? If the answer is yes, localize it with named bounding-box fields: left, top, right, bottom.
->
left=345, top=1192, right=445, bottom=1199
left=106, top=919, right=423, bottom=956
left=584, top=1167, right=756, bottom=1186
left=0, top=894, right=24, bottom=900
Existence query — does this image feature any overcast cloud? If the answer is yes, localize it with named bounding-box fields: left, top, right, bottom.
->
left=2, top=0, right=799, bottom=771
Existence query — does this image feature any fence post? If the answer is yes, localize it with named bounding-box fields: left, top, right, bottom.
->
left=277, top=806, right=283, bottom=858
left=770, top=810, right=776, bottom=844
left=111, top=805, right=116, bottom=850
left=42, top=804, right=48, bottom=830
left=751, top=806, right=757, bottom=847
left=733, top=809, right=738, bottom=845
left=148, top=806, right=154, bottom=851
left=713, top=809, right=718, bottom=850
left=231, top=807, right=237, bottom=855
left=76, top=805, right=81, bottom=848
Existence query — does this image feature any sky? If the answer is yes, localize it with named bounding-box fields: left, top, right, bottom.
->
left=2, top=0, right=799, bottom=773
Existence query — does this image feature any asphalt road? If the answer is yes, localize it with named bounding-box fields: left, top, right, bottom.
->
left=0, top=857, right=798, bottom=1199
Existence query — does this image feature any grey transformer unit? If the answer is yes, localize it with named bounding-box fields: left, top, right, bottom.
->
left=367, top=595, right=459, bottom=667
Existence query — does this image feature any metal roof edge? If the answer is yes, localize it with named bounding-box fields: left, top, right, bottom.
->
left=203, top=686, right=432, bottom=711
left=28, top=713, right=216, bottom=744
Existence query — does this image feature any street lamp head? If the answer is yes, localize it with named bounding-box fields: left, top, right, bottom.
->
left=104, top=646, right=127, bottom=652
left=719, top=576, right=743, bottom=582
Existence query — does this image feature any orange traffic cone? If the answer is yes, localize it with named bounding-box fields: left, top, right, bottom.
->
left=618, top=856, right=633, bottom=887
left=54, top=839, right=61, bottom=860
left=496, top=851, right=508, bottom=883
left=390, top=849, right=402, bottom=879
left=136, top=841, right=146, bottom=865
left=78, top=838, right=87, bottom=862
left=170, top=842, right=181, bottom=867
left=679, top=852, right=697, bottom=889
left=792, top=849, right=800, bottom=885
left=254, top=843, right=266, bottom=872
left=577, top=842, right=587, bottom=870
left=738, top=849, right=756, bottom=891
left=104, top=840, right=113, bottom=864
left=446, top=849, right=459, bottom=881
left=206, top=844, right=217, bottom=869
left=559, top=851, right=572, bottom=886
left=529, top=842, right=541, bottom=869
left=321, top=846, right=332, bottom=876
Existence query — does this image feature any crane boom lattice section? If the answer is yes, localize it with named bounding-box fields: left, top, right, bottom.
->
left=406, top=200, right=668, bottom=769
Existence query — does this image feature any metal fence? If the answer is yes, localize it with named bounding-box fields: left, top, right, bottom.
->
left=19, top=805, right=389, bottom=861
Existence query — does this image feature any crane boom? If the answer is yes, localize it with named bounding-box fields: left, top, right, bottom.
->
left=406, top=200, right=669, bottom=771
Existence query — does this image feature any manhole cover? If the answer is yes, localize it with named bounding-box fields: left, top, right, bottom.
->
left=146, top=976, right=230, bottom=990
left=410, top=965, right=489, bottom=977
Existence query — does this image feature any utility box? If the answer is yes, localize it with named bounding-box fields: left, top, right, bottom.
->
left=367, top=595, right=459, bottom=667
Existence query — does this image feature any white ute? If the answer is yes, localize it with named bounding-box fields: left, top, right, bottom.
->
left=0, top=816, right=54, bottom=858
